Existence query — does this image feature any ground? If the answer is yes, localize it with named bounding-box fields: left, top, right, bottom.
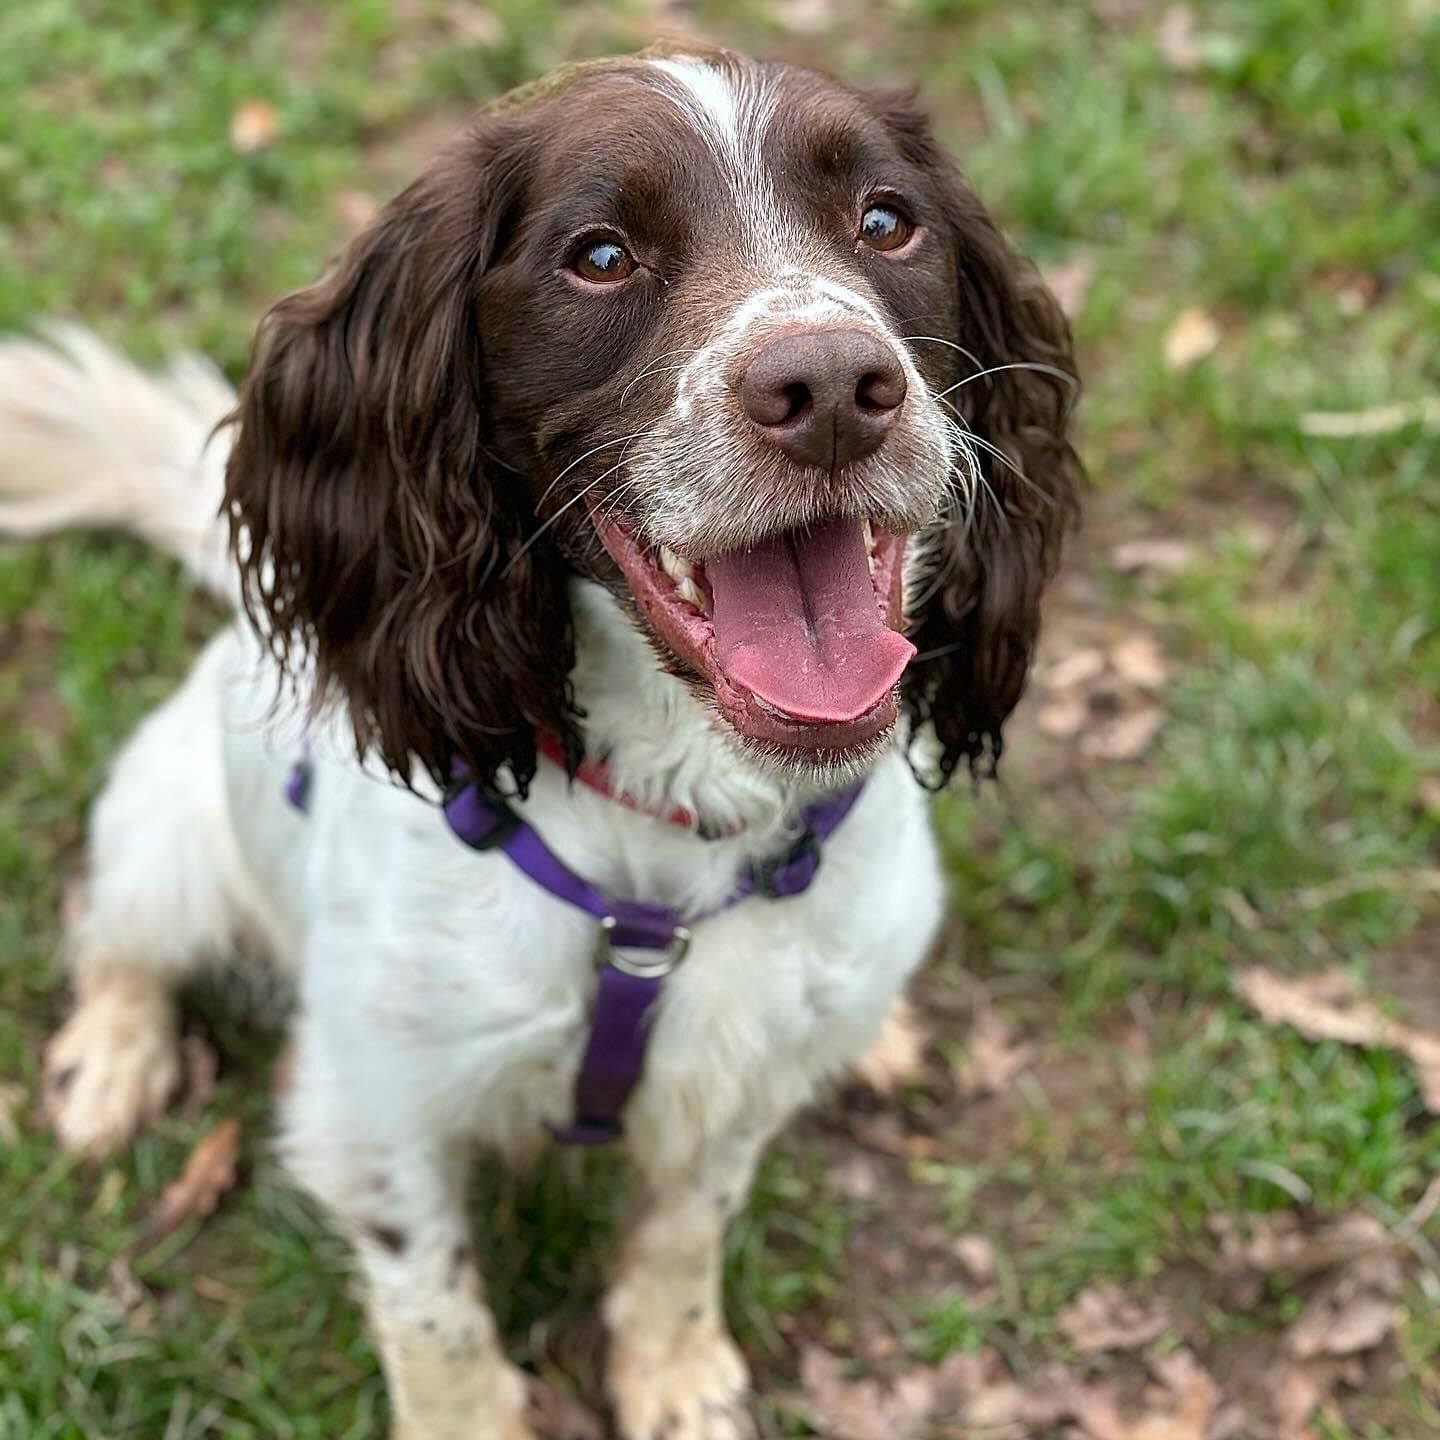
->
left=1, top=1, right=1438, bottom=1437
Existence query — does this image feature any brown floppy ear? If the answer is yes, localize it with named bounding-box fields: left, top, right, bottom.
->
left=874, top=93, right=1083, bottom=784
left=225, top=120, right=578, bottom=794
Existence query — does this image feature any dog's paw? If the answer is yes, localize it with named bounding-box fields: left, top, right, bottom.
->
left=43, top=969, right=180, bottom=1155
left=610, top=1327, right=754, bottom=1440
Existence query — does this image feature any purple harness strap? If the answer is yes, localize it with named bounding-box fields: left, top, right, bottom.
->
left=440, top=775, right=864, bottom=1144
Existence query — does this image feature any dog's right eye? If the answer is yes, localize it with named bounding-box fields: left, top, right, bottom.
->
left=571, top=238, right=637, bottom=285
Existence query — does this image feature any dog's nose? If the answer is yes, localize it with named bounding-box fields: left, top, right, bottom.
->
left=737, top=329, right=907, bottom=470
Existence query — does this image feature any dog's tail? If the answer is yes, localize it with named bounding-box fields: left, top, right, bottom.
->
left=0, top=323, right=239, bottom=605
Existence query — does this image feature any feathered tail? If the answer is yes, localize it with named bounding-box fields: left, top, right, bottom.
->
left=0, top=323, right=239, bottom=605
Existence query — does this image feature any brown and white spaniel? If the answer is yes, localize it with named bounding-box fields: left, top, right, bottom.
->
left=0, top=42, right=1079, bottom=1440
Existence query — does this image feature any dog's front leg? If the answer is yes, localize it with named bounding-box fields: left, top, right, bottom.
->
left=285, top=1109, right=534, bottom=1440
left=606, top=1123, right=771, bottom=1440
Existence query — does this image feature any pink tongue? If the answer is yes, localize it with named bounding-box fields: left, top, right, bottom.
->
left=706, top=520, right=915, bottom=724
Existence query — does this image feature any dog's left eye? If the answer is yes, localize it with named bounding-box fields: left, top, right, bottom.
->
left=859, top=204, right=914, bottom=253
left=571, top=238, right=637, bottom=284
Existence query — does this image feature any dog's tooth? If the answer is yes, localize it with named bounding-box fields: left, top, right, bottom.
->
left=861, top=518, right=874, bottom=552
left=658, top=545, right=693, bottom=581
left=676, top=577, right=707, bottom=611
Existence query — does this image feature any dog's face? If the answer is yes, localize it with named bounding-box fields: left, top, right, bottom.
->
left=226, top=48, right=1081, bottom=792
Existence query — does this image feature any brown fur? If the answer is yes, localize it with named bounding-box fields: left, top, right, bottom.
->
left=223, top=54, right=1080, bottom=795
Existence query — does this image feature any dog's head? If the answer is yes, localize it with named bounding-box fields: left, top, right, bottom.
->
left=226, top=46, right=1081, bottom=793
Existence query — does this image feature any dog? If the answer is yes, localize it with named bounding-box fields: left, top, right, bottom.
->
left=0, top=43, right=1079, bottom=1440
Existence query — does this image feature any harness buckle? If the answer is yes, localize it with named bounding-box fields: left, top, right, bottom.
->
left=598, top=914, right=692, bottom=978
left=754, top=829, right=822, bottom=898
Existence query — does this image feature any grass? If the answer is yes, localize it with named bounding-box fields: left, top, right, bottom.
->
left=3, top=0, right=1439, bottom=1435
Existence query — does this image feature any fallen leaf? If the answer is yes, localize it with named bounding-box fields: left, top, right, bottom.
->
left=1286, top=1249, right=1403, bottom=1359
left=1235, top=966, right=1440, bottom=1112
left=851, top=994, right=929, bottom=1094
left=774, top=0, right=835, bottom=34
left=147, top=1118, right=241, bottom=1241
left=1156, top=6, right=1200, bottom=69
left=335, top=187, right=380, bottom=235
left=1270, top=1362, right=1325, bottom=1440
left=1111, top=538, right=1195, bottom=576
left=1108, top=635, right=1169, bottom=688
left=1080, top=705, right=1165, bottom=762
left=831, top=1153, right=885, bottom=1203
left=526, top=1375, right=606, bottom=1440
left=800, top=1345, right=914, bottom=1440
left=229, top=99, right=280, bottom=153
left=1299, top=397, right=1440, bottom=437
left=801, top=1345, right=1013, bottom=1440
left=180, top=1035, right=218, bottom=1117
left=1046, top=647, right=1107, bottom=691
left=1044, top=256, right=1095, bottom=318
left=1048, top=1351, right=1218, bottom=1440
left=1035, top=692, right=1091, bottom=739
left=953, top=1234, right=996, bottom=1285
left=0, top=1081, right=24, bottom=1144
left=444, top=2, right=506, bottom=46
left=1209, top=1210, right=1390, bottom=1276
left=1419, top=777, right=1440, bottom=815
left=1057, top=1284, right=1172, bottom=1354
left=1163, top=306, right=1220, bottom=371
left=955, top=1009, right=1035, bottom=1097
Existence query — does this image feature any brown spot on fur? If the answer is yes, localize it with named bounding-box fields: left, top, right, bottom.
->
left=366, top=1223, right=407, bottom=1255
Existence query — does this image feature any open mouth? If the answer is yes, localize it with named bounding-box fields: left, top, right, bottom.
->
left=592, top=513, right=915, bottom=755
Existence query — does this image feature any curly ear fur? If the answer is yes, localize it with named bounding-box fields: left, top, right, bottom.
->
left=873, top=92, right=1083, bottom=784
left=224, top=121, right=579, bottom=794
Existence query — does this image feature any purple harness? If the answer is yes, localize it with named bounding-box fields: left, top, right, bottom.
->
left=287, top=752, right=862, bottom=1145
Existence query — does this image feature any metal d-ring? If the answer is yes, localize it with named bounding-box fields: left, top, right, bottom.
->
left=598, top=914, right=693, bottom=978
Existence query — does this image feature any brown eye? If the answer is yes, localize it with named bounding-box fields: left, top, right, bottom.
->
left=573, top=238, right=637, bottom=284
left=859, top=204, right=913, bottom=253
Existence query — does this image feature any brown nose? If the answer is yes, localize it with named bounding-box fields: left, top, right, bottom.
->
left=737, top=329, right=907, bottom=470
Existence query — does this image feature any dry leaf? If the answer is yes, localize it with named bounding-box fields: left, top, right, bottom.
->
left=1270, top=1363, right=1325, bottom=1440
left=1080, top=705, right=1164, bottom=762
left=1036, top=692, right=1091, bottom=739
left=147, top=1118, right=241, bottom=1240
left=801, top=1346, right=1012, bottom=1440
left=1045, top=256, right=1095, bottom=318
left=526, top=1375, right=606, bottom=1440
left=1111, top=539, right=1195, bottom=576
left=1109, top=635, right=1169, bottom=688
left=1057, top=1285, right=1172, bottom=1354
left=956, top=1010, right=1035, bottom=1097
left=180, top=1035, right=217, bottom=1117
left=1286, top=1249, right=1403, bottom=1360
left=851, top=995, right=929, bottom=1094
left=775, top=0, right=835, bottom=34
left=1046, top=647, right=1107, bottom=691
left=229, top=99, right=280, bottom=153
left=1040, top=1351, right=1218, bottom=1440
left=1209, top=1210, right=1390, bottom=1276
left=335, top=187, right=380, bottom=235
left=0, top=1081, right=24, bottom=1144
left=953, top=1234, right=997, bottom=1285
left=1299, top=397, right=1440, bottom=437
left=800, top=1345, right=915, bottom=1440
left=444, top=2, right=506, bottom=46
left=1419, top=777, right=1440, bottom=815
left=1235, top=966, right=1440, bottom=1111
left=1163, top=307, right=1220, bottom=370
left=1157, top=6, right=1200, bottom=69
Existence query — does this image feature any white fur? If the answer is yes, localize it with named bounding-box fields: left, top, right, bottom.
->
left=0, top=329, right=945, bottom=1439
left=649, top=56, right=783, bottom=262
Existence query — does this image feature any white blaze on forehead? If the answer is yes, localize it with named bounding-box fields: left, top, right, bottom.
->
left=648, top=55, right=784, bottom=258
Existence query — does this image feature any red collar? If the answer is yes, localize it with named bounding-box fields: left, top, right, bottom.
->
left=535, top=730, right=740, bottom=837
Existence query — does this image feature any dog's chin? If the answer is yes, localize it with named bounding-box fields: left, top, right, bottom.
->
left=588, top=506, right=915, bottom=779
